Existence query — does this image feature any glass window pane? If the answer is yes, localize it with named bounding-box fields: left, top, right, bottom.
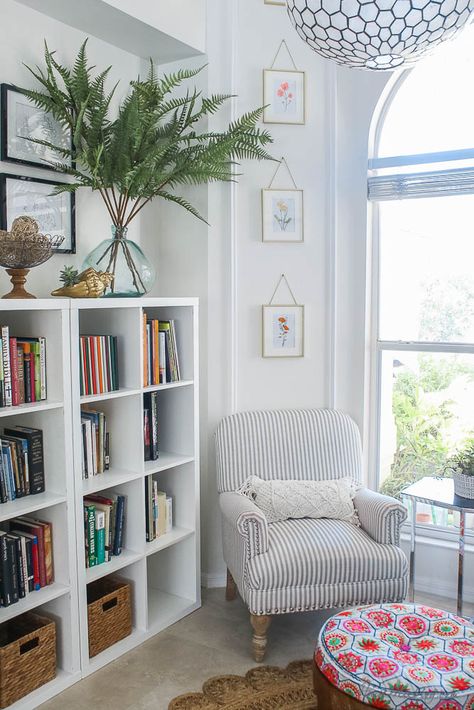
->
left=379, top=195, right=474, bottom=343
left=378, top=350, right=474, bottom=528
left=377, top=26, right=474, bottom=158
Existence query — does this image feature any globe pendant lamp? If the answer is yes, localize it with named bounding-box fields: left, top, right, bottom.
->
left=286, top=0, right=474, bottom=70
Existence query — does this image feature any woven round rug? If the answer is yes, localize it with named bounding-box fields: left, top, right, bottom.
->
left=168, top=660, right=317, bottom=709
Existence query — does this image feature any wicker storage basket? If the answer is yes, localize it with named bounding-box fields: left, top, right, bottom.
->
left=453, top=471, right=474, bottom=500
left=87, top=576, right=132, bottom=658
left=0, top=611, right=56, bottom=708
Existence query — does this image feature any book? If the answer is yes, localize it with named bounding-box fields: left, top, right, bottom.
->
left=16, top=346, right=25, bottom=405
left=80, top=335, right=119, bottom=396
left=11, top=518, right=47, bottom=588
left=4, top=426, right=44, bottom=494
left=95, top=510, right=106, bottom=565
left=1, top=326, right=12, bottom=407
left=166, top=497, right=173, bottom=534
left=85, top=505, right=97, bottom=567
left=5, top=535, right=19, bottom=604
left=12, top=530, right=38, bottom=591
left=0, top=532, right=11, bottom=606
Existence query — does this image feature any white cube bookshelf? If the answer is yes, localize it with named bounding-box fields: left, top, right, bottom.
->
left=0, top=300, right=81, bottom=710
left=70, top=298, right=201, bottom=678
left=0, top=297, right=200, bottom=707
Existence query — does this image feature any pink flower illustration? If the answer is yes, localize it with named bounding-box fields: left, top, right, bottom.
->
left=276, top=81, right=294, bottom=111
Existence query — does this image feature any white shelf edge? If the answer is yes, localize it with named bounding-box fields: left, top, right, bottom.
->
left=0, top=400, right=63, bottom=418
left=0, top=582, right=70, bottom=623
left=81, top=469, right=143, bottom=495
left=144, top=452, right=195, bottom=475
left=80, top=388, right=141, bottom=404
left=142, top=380, right=194, bottom=393
left=0, top=299, right=70, bottom=312
left=85, top=549, right=143, bottom=584
left=0, top=492, right=67, bottom=523
left=145, top=527, right=194, bottom=557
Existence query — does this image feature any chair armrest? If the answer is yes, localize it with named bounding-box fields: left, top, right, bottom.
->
left=354, top=487, right=407, bottom=545
left=219, top=492, right=269, bottom=558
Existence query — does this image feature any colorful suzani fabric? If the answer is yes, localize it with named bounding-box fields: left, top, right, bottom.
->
left=315, top=603, right=474, bottom=709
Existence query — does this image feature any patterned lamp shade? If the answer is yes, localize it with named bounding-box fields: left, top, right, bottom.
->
left=286, top=0, right=474, bottom=70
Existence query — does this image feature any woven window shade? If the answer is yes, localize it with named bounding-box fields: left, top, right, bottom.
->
left=368, top=167, right=474, bottom=202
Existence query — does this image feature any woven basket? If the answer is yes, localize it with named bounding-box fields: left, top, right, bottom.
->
left=453, top=471, right=474, bottom=500
left=0, top=612, right=56, bottom=708
left=87, top=576, right=132, bottom=658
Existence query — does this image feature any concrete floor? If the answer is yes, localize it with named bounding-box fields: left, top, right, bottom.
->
left=41, top=588, right=474, bottom=710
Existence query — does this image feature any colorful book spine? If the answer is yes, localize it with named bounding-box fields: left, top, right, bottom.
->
left=1, top=327, right=11, bottom=407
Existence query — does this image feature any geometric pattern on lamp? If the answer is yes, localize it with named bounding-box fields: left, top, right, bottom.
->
left=286, top=0, right=474, bottom=70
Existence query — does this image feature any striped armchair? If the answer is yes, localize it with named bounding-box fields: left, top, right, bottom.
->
left=215, top=409, right=408, bottom=661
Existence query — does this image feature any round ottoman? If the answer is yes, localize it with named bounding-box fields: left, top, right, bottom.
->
left=314, top=603, right=474, bottom=710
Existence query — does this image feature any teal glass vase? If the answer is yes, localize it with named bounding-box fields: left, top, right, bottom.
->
left=83, top=226, right=155, bottom=297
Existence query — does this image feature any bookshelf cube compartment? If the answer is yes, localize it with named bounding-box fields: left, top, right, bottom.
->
left=146, top=535, right=197, bottom=631
left=0, top=409, right=69, bottom=502
left=80, top=394, right=143, bottom=480
left=82, top=478, right=145, bottom=579
left=147, top=462, right=196, bottom=532
left=144, top=387, right=194, bottom=461
left=143, top=306, right=195, bottom=383
left=0, top=308, right=68, bottom=404
left=79, top=308, right=142, bottom=392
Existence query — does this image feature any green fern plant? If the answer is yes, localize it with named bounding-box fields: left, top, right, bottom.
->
left=23, top=40, right=274, bottom=228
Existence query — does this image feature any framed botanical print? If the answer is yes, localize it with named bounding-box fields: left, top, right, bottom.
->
left=1, top=83, right=72, bottom=170
left=262, top=304, right=304, bottom=358
left=0, top=174, right=76, bottom=253
left=262, top=188, right=304, bottom=242
left=263, top=69, right=305, bottom=125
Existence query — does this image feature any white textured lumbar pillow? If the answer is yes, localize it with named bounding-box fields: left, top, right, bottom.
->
left=238, top=476, right=359, bottom=525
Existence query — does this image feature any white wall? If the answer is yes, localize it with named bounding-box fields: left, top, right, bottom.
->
left=0, top=0, right=143, bottom=298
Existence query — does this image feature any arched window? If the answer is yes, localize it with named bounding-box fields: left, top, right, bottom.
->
left=369, top=24, right=474, bottom=528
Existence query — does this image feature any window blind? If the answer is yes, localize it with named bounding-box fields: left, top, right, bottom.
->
left=368, top=167, right=474, bottom=202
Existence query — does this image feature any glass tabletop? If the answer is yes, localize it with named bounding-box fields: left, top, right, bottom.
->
left=401, top=476, right=474, bottom=512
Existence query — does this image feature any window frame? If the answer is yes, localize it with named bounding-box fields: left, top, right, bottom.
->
left=368, top=70, right=474, bottom=537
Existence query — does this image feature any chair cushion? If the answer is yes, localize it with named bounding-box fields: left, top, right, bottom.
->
left=246, top=518, right=407, bottom=591
left=315, top=603, right=474, bottom=709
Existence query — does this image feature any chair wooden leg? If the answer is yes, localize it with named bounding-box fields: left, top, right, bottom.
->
left=250, top=613, right=271, bottom=662
left=225, top=569, right=237, bottom=601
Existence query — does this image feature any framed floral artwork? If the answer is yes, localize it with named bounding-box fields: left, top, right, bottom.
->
left=262, top=188, right=304, bottom=242
left=262, top=304, right=304, bottom=358
left=263, top=69, right=305, bottom=125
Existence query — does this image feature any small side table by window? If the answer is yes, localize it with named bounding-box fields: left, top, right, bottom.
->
left=401, top=476, right=474, bottom=616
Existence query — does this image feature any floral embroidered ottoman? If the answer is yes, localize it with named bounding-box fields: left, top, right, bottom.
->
left=313, top=603, right=474, bottom=710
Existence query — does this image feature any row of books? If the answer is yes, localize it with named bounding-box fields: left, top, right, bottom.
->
left=81, top=409, right=110, bottom=478
left=0, top=517, right=53, bottom=607
left=0, top=426, right=44, bottom=502
left=0, top=328, right=46, bottom=408
left=143, top=391, right=159, bottom=462
left=80, top=335, right=119, bottom=397
left=84, top=493, right=126, bottom=568
left=145, top=477, right=172, bottom=542
left=143, top=318, right=181, bottom=386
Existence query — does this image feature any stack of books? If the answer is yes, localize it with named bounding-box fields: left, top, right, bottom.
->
left=145, top=476, right=172, bottom=542
left=0, top=517, right=53, bottom=606
left=143, top=392, right=159, bottom=462
left=0, top=328, right=47, bottom=407
left=79, top=335, right=119, bottom=396
left=0, top=426, right=44, bottom=501
left=81, top=409, right=110, bottom=478
left=143, top=317, right=181, bottom=386
left=83, top=493, right=126, bottom=568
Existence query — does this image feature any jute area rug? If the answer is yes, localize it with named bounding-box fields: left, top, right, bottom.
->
left=168, top=660, right=317, bottom=709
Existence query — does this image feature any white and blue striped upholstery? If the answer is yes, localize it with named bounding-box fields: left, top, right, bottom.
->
left=216, top=408, right=408, bottom=616
left=216, top=408, right=362, bottom=493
